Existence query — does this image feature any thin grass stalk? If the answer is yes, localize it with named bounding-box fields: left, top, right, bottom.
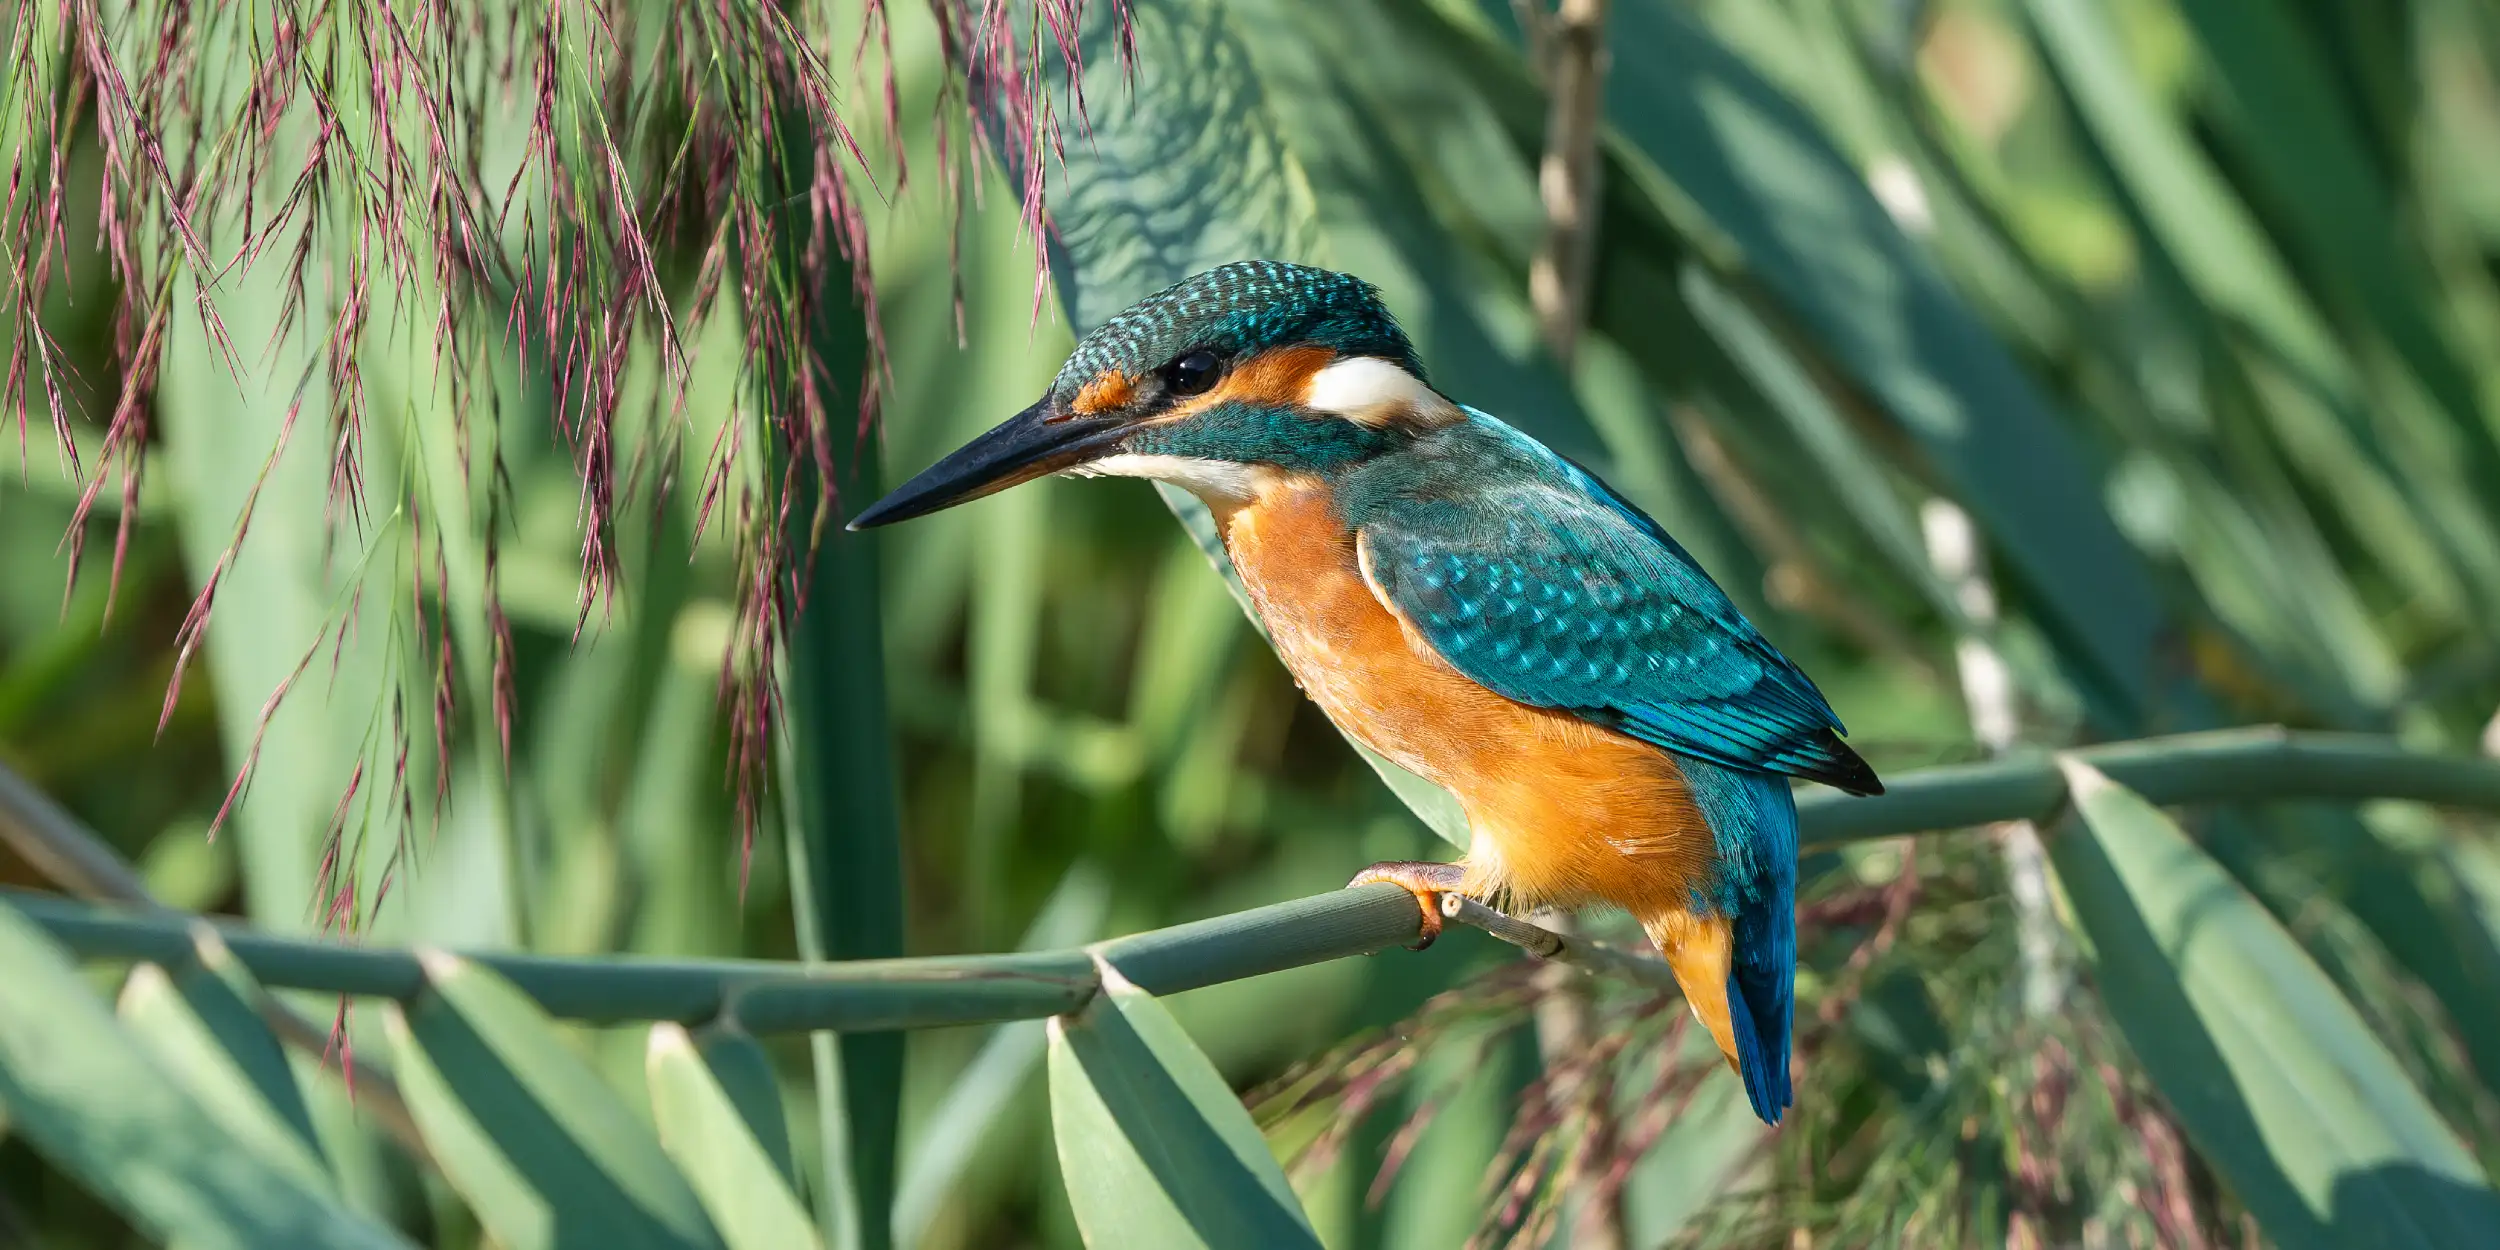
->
left=1921, top=499, right=2067, bottom=1018
left=1525, top=0, right=1610, bottom=369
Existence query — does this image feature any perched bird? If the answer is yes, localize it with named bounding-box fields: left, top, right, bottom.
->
left=850, top=261, right=1880, bottom=1124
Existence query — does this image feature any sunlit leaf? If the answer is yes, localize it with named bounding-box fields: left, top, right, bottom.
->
left=647, top=1023, right=821, bottom=1250
left=1048, top=959, right=1321, bottom=1250
left=116, top=928, right=331, bottom=1192
left=385, top=953, right=725, bottom=1250
left=2049, top=758, right=2500, bottom=1249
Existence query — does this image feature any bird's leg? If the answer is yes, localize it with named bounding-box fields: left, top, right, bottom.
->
left=1347, top=860, right=1468, bottom=950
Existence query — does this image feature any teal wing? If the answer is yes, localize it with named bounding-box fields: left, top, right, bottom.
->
left=1354, top=467, right=1880, bottom=797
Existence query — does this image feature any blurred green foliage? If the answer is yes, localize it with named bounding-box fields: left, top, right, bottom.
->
left=7, top=0, right=2500, bottom=1246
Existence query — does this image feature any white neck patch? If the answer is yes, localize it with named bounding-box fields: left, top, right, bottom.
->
left=1065, top=453, right=1261, bottom=506
left=1303, top=356, right=1459, bottom=429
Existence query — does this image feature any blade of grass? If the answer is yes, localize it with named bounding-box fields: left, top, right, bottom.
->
left=648, top=1023, right=822, bottom=1250
left=2017, top=0, right=2350, bottom=390
left=385, top=952, right=726, bottom=1250
left=2173, top=0, right=2499, bottom=491
left=767, top=117, right=906, bottom=1250
left=1367, top=1024, right=1539, bottom=1250
left=2020, top=0, right=2500, bottom=637
left=159, top=271, right=385, bottom=934
left=378, top=281, right=529, bottom=952
left=2049, top=757, right=2500, bottom=1249
left=116, top=930, right=332, bottom=1192
left=1616, top=1024, right=1763, bottom=1245
left=2258, top=802, right=2500, bottom=1107
left=0, top=898, right=411, bottom=1249
left=621, top=651, right=734, bottom=958
left=1679, top=266, right=1965, bottom=629
left=0, top=755, right=427, bottom=1158
left=1048, top=958, right=1322, bottom=1249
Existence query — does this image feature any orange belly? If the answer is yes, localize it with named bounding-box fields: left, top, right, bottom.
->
left=1216, top=479, right=1715, bottom=919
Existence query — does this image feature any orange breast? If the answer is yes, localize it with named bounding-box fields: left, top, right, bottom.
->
left=1216, top=480, right=1715, bottom=918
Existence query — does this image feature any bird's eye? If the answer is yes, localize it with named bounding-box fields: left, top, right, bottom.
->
left=1164, top=350, right=1222, bottom=396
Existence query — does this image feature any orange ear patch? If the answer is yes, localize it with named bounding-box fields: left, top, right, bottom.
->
left=1214, top=345, right=1336, bottom=410
left=1071, top=370, right=1137, bottom=415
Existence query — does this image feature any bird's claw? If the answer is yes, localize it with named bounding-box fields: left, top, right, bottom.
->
left=1346, top=860, right=1467, bottom=951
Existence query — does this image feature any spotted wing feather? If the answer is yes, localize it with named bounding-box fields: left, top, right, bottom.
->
left=1356, top=477, right=1880, bottom=797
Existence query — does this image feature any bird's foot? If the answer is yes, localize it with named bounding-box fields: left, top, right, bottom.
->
left=1346, top=860, right=1468, bottom=950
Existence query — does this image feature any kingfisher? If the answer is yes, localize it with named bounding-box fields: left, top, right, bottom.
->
left=849, top=261, right=1880, bottom=1124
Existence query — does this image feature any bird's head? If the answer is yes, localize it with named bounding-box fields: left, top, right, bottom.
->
left=848, top=261, right=1458, bottom=529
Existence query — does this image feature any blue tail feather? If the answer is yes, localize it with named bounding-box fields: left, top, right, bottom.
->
left=1678, top=758, right=1799, bottom=1125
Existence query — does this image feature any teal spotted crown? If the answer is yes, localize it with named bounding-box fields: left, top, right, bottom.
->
left=1050, top=261, right=1426, bottom=399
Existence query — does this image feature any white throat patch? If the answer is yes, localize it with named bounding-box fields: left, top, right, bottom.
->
left=1065, top=453, right=1260, bottom=506
left=1303, top=356, right=1459, bottom=429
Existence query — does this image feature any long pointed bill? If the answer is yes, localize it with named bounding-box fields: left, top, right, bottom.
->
left=846, top=396, right=1121, bottom=530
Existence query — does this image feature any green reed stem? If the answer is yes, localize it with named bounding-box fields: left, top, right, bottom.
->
left=11, top=726, right=2499, bottom=1033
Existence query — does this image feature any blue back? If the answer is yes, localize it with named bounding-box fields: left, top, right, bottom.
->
left=1341, top=411, right=1878, bottom=798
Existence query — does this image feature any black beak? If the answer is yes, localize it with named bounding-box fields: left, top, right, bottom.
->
left=847, top=396, right=1121, bottom=530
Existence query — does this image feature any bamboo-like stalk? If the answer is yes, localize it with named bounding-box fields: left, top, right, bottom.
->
left=1789, top=724, right=2500, bottom=843
left=0, top=884, right=1414, bottom=1031
left=10, top=727, right=2500, bottom=1036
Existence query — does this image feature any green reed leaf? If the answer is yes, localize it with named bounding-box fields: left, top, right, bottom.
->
left=1049, top=959, right=1321, bottom=1250
left=2050, top=758, right=2500, bottom=1249
left=0, top=899, right=407, bottom=1249
left=386, top=953, right=725, bottom=1250
left=648, top=1023, right=821, bottom=1250
left=116, top=928, right=331, bottom=1192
